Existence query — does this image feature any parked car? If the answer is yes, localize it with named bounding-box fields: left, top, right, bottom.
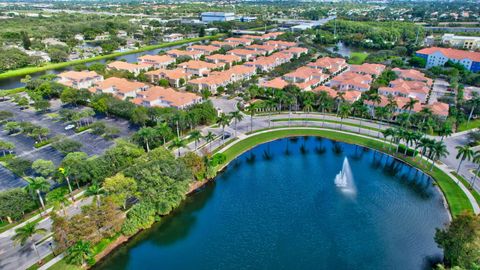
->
left=65, top=124, right=75, bottom=130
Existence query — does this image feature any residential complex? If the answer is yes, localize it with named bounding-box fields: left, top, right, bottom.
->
left=441, top=34, right=480, bottom=50
left=416, top=46, right=480, bottom=72
left=57, top=70, right=104, bottom=89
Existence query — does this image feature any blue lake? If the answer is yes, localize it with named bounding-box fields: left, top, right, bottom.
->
left=94, top=137, right=449, bottom=270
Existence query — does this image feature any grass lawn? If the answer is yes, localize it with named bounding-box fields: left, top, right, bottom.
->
left=48, top=259, right=82, bottom=270
left=271, top=118, right=382, bottom=132
left=451, top=171, right=480, bottom=206
left=0, top=35, right=224, bottom=80
left=221, top=128, right=474, bottom=216
left=457, top=119, right=480, bottom=132
left=348, top=52, right=369, bottom=65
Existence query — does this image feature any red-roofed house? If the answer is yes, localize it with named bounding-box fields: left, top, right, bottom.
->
left=107, top=61, right=151, bottom=76
left=57, top=71, right=103, bottom=89
left=425, top=102, right=449, bottom=118
left=280, top=47, right=308, bottom=58
left=145, top=68, right=191, bottom=88
left=187, top=45, right=219, bottom=55
left=205, top=54, right=241, bottom=66
left=349, top=63, right=386, bottom=77
left=312, top=85, right=337, bottom=98
left=166, top=49, right=203, bottom=60
left=228, top=49, right=260, bottom=61
left=225, top=37, right=254, bottom=46
left=177, top=60, right=220, bottom=76
left=307, top=57, right=348, bottom=75
left=379, top=78, right=430, bottom=103
left=392, top=68, right=433, bottom=86
left=211, top=41, right=238, bottom=49
left=245, top=44, right=277, bottom=55
left=264, top=40, right=297, bottom=49
left=329, top=71, right=372, bottom=92
left=133, top=86, right=202, bottom=109
left=283, top=66, right=328, bottom=90
left=137, top=55, right=175, bottom=69
left=89, top=77, right=148, bottom=100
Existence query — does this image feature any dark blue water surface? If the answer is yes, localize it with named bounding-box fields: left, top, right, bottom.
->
left=95, top=137, right=449, bottom=270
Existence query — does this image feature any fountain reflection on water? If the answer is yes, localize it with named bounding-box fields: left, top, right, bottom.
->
left=335, top=157, right=356, bottom=195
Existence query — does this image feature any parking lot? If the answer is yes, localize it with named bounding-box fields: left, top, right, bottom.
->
left=0, top=99, right=137, bottom=190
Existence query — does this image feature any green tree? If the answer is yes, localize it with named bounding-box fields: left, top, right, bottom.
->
left=11, top=222, right=47, bottom=261
left=205, top=131, right=215, bottom=152
left=456, top=145, right=474, bottom=174
left=0, top=188, right=35, bottom=223
left=230, top=110, right=244, bottom=137
left=67, top=240, right=94, bottom=266
left=246, top=102, right=260, bottom=132
left=103, top=173, right=137, bottom=209
left=430, top=141, right=449, bottom=171
left=135, top=127, right=157, bottom=152
left=0, top=140, right=14, bottom=156
left=131, top=106, right=149, bottom=126
left=435, top=212, right=480, bottom=269
left=24, top=177, right=50, bottom=210
left=32, top=159, right=55, bottom=178
left=337, top=103, right=351, bottom=129
left=217, top=113, right=231, bottom=143
left=189, top=130, right=202, bottom=151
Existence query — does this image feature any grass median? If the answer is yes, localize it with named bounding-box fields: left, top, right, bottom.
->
left=220, top=128, right=474, bottom=216
left=271, top=118, right=382, bottom=132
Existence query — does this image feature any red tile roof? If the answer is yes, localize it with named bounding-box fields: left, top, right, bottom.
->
left=416, top=47, right=480, bottom=62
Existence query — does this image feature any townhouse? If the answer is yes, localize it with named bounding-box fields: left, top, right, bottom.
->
left=224, top=37, right=254, bottom=46
left=166, top=49, right=204, bottom=60
left=312, top=85, right=337, bottom=98
left=329, top=71, right=373, bottom=92
left=245, top=44, right=277, bottom=55
left=89, top=77, right=149, bottom=100
left=137, top=54, right=175, bottom=69
left=177, top=60, right=220, bottom=76
left=280, top=47, right=309, bottom=58
left=378, top=79, right=430, bottom=103
left=364, top=95, right=423, bottom=116
left=283, top=67, right=328, bottom=90
left=392, top=68, right=433, bottom=86
left=211, top=41, right=239, bottom=49
left=228, top=49, right=260, bottom=61
left=132, top=86, right=202, bottom=110
left=349, top=63, right=386, bottom=77
left=307, top=57, right=348, bottom=75
left=188, top=65, right=256, bottom=93
left=163, top=33, right=184, bottom=42
left=107, top=61, right=152, bottom=76
left=57, top=71, right=104, bottom=89
left=261, top=32, right=284, bottom=40
left=145, top=68, right=190, bottom=88
left=264, top=40, right=297, bottom=50
left=426, top=102, right=450, bottom=118
left=186, top=45, right=219, bottom=55
left=205, top=54, right=242, bottom=66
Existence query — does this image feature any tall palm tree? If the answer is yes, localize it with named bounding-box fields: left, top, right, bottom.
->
left=58, top=167, right=73, bottom=200
left=86, top=183, right=104, bottom=206
left=402, top=97, right=419, bottom=119
left=430, top=141, right=449, bottom=171
left=47, top=188, right=69, bottom=216
left=205, top=131, right=215, bottom=152
left=382, top=128, right=395, bottom=151
left=466, top=92, right=480, bottom=126
left=368, top=93, right=381, bottom=118
left=395, top=128, right=405, bottom=153
left=246, top=102, right=260, bottom=132
left=67, top=240, right=93, bottom=266
left=335, top=91, right=345, bottom=112
left=136, top=127, right=157, bottom=152
left=264, top=99, right=276, bottom=128
left=438, top=123, right=453, bottom=142
left=172, top=138, right=186, bottom=157
left=12, top=222, right=47, bottom=261
left=217, top=113, right=231, bottom=143
left=189, top=130, right=202, bottom=151
left=337, top=103, right=351, bottom=130
left=470, top=150, right=480, bottom=188
left=455, top=145, right=474, bottom=174
left=156, top=122, right=172, bottom=145
left=24, top=177, right=50, bottom=210
left=229, top=111, right=244, bottom=137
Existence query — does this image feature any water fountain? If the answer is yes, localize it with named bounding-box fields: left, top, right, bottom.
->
left=334, top=157, right=356, bottom=194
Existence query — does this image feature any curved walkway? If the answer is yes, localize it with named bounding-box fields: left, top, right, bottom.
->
left=216, top=126, right=480, bottom=215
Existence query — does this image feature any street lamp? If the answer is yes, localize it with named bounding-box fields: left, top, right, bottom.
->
left=48, top=242, right=56, bottom=257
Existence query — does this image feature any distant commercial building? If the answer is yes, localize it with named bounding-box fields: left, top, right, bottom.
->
left=441, top=34, right=480, bottom=50
left=416, top=47, right=480, bottom=72
left=239, top=16, right=257, bottom=22
left=201, top=12, right=235, bottom=22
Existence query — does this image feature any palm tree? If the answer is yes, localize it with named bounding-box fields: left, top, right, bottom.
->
left=246, top=102, right=260, bottom=132
left=67, top=240, right=93, bottom=266
left=455, top=145, right=474, bottom=173
left=335, top=91, right=345, bottom=112
left=368, top=93, right=381, bottom=118
left=47, top=188, right=69, bottom=216
left=430, top=141, right=449, bottom=171
left=466, top=93, right=480, bottom=126
left=24, top=177, right=50, bottom=210
left=264, top=99, right=277, bottom=128
left=470, top=150, right=480, bottom=188
left=136, top=127, right=157, bottom=152
left=12, top=222, right=47, bottom=261
left=438, top=123, right=453, bottom=142
left=382, top=128, right=395, bottom=151
left=217, top=113, right=231, bottom=143
left=337, top=103, right=351, bottom=130
left=156, top=122, right=172, bottom=145
left=229, top=111, right=244, bottom=137
left=205, top=131, right=215, bottom=152
left=418, top=137, right=434, bottom=162
left=172, top=138, right=186, bottom=157
left=86, top=183, right=104, bottom=206
left=402, top=97, right=419, bottom=119
left=189, top=130, right=202, bottom=151
left=394, top=128, right=405, bottom=153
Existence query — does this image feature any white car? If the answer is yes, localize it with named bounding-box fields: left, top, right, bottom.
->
left=65, top=124, right=75, bottom=130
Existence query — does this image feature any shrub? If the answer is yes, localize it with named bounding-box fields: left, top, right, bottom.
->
left=121, top=202, right=156, bottom=236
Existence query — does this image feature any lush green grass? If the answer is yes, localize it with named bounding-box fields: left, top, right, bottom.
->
left=451, top=171, right=480, bottom=206
left=271, top=118, right=382, bottom=132
left=0, top=87, right=26, bottom=94
left=48, top=259, right=82, bottom=270
left=457, top=119, right=480, bottom=132
left=348, top=52, right=369, bottom=65
left=26, top=253, right=55, bottom=270
left=0, top=35, right=224, bottom=80
left=221, top=128, right=474, bottom=216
